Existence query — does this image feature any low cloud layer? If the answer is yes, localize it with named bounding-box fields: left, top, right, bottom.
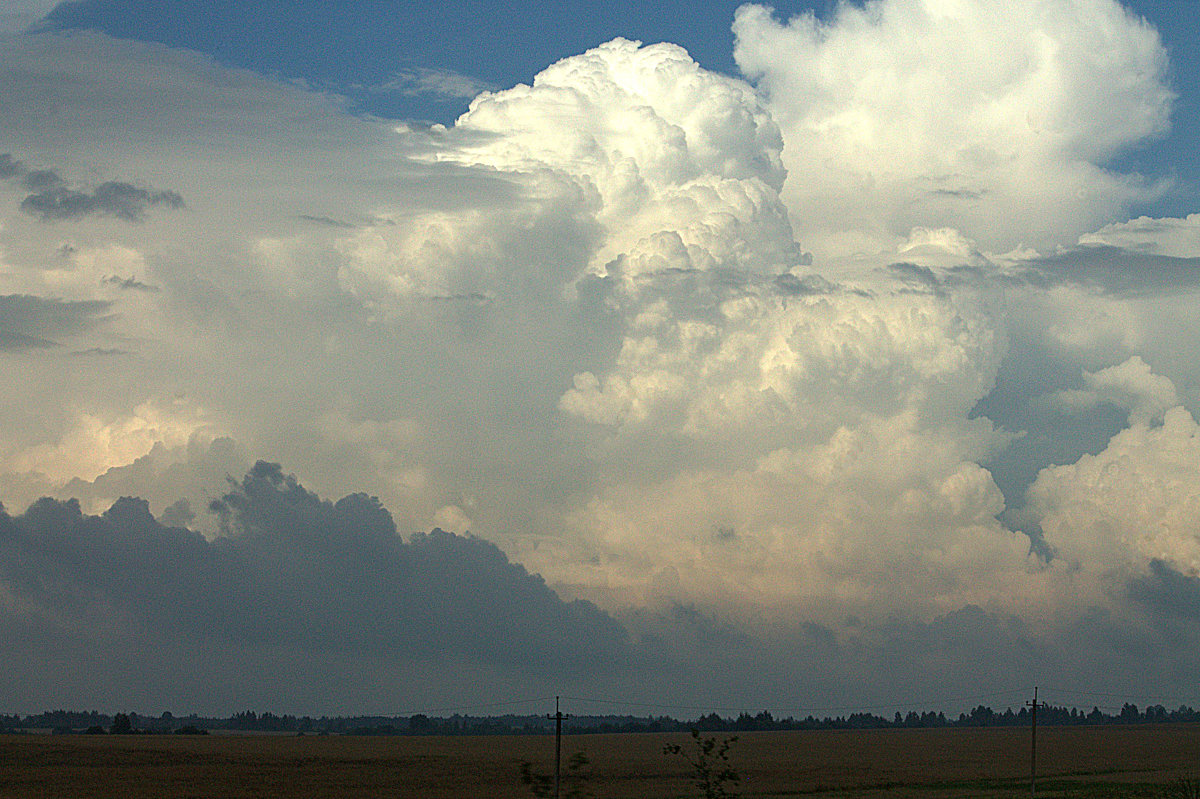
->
left=0, top=464, right=627, bottom=711
left=0, top=294, right=112, bottom=350
left=4, top=462, right=1197, bottom=715
left=21, top=181, right=183, bottom=222
left=1, top=155, right=184, bottom=222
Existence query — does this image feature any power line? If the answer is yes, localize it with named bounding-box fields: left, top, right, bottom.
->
left=560, top=688, right=1030, bottom=717
left=379, top=685, right=1200, bottom=721
left=389, top=696, right=555, bottom=716
left=1040, top=687, right=1200, bottom=705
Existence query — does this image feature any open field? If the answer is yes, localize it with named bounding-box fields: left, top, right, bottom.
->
left=1, top=724, right=1198, bottom=798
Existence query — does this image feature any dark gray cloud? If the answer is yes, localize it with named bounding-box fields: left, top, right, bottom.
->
left=0, top=153, right=23, bottom=179
left=0, top=153, right=184, bottom=221
left=21, top=181, right=184, bottom=222
left=0, top=294, right=112, bottom=350
left=0, top=329, right=56, bottom=351
left=21, top=168, right=64, bottom=191
left=773, top=272, right=833, bottom=296
left=297, top=214, right=355, bottom=228
left=888, top=261, right=942, bottom=291
left=609, top=600, right=1200, bottom=716
left=3, top=464, right=1198, bottom=714
left=870, top=603, right=1194, bottom=706
left=0, top=156, right=63, bottom=190
left=102, top=275, right=160, bottom=292
left=69, top=347, right=131, bottom=357
left=0, top=462, right=628, bottom=708
left=930, top=187, right=986, bottom=199
left=425, top=291, right=490, bottom=303
left=1015, top=244, right=1200, bottom=297
left=1128, top=560, right=1200, bottom=621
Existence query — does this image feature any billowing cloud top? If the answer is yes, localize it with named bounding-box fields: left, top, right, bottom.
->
left=339, top=39, right=800, bottom=305
left=734, top=0, right=1173, bottom=258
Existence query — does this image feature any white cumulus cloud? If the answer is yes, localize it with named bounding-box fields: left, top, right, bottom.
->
left=1029, top=404, right=1200, bottom=577
left=734, top=0, right=1173, bottom=260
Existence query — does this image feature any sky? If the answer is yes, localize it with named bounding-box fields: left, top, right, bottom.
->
left=1, top=0, right=1200, bottom=718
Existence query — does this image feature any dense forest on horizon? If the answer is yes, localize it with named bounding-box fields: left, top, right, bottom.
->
left=5, top=702, right=1200, bottom=737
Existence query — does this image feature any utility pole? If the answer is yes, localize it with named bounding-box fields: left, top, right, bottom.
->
left=547, top=696, right=569, bottom=799
left=1026, top=686, right=1039, bottom=797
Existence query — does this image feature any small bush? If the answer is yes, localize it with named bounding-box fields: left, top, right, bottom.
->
left=664, top=729, right=741, bottom=799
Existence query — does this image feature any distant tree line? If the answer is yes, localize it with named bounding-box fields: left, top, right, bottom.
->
left=3, top=702, right=1198, bottom=736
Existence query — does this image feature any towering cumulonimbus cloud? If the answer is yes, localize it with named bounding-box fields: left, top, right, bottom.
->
left=733, top=0, right=1173, bottom=259
left=3, top=1, right=1200, bottom=712
left=325, top=22, right=1188, bottom=622
left=348, top=38, right=1035, bottom=619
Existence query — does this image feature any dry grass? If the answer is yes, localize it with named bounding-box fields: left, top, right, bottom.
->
left=1, top=723, right=1198, bottom=798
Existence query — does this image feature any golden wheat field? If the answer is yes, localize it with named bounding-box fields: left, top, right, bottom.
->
left=1, top=724, right=1198, bottom=798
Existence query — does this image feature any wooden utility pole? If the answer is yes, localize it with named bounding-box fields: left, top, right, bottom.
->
left=547, top=696, right=569, bottom=799
left=1026, top=686, right=1039, bottom=797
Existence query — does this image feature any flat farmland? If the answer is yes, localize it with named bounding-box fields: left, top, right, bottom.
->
left=1, top=724, right=1198, bottom=798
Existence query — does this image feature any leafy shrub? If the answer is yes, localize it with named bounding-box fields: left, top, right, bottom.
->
left=664, top=729, right=741, bottom=799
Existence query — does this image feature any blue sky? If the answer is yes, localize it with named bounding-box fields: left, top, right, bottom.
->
left=3, top=0, right=1200, bottom=715
left=39, top=0, right=1200, bottom=219
left=40, top=2, right=844, bottom=113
